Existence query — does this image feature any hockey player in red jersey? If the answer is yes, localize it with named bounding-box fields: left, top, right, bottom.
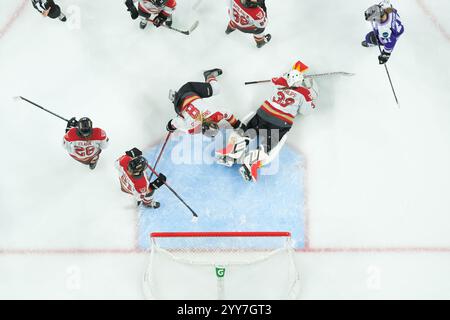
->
left=226, top=0, right=271, bottom=48
left=124, top=0, right=176, bottom=29
left=115, top=148, right=166, bottom=208
left=166, top=68, right=245, bottom=137
left=63, top=117, right=109, bottom=170
left=216, top=61, right=319, bottom=181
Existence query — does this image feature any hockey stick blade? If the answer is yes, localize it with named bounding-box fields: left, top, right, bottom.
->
left=185, top=20, right=199, bottom=35
left=168, top=20, right=199, bottom=35
left=305, top=72, right=355, bottom=78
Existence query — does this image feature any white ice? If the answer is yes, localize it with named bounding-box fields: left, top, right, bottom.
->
left=0, top=0, right=449, bottom=299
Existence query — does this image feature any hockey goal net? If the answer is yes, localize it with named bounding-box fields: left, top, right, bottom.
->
left=143, top=231, right=300, bottom=300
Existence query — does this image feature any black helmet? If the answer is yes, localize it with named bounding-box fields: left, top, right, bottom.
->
left=77, top=117, right=93, bottom=137
left=128, top=156, right=148, bottom=176
left=151, top=0, right=168, bottom=6
left=241, top=0, right=261, bottom=8
left=168, top=89, right=183, bottom=116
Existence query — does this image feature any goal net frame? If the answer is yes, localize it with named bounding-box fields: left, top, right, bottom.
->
left=143, top=231, right=300, bottom=300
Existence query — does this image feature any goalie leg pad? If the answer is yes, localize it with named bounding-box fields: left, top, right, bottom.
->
left=215, top=132, right=249, bottom=166
left=240, top=148, right=268, bottom=182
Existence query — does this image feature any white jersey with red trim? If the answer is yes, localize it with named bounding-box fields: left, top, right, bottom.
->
left=171, top=99, right=238, bottom=135
left=257, top=75, right=318, bottom=127
left=138, top=0, right=176, bottom=16
left=63, top=128, right=109, bottom=164
left=228, top=0, right=267, bottom=31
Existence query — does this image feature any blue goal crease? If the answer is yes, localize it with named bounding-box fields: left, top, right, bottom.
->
left=138, top=133, right=305, bottom=249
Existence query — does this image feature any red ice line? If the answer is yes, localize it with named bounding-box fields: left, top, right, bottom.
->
left=416, top=0, right=450, bottom=42
left=1, top=247, right=450, bottom=255
left=0, top=0, right=27, bottom=40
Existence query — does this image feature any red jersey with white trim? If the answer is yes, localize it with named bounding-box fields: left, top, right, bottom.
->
left=138, top=0, right=176, bottom=17
left=63, top=128, right=109, bottom=163
left=228, top=0, right=267, bottom=31
left=172, top=97, right=238, bottom=134
left=115, top=155, right=153, bottom=203
left=256, top=76, right=317, bottom=128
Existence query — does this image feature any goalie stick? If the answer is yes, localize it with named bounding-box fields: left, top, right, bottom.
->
left=244, top=72, right=355, bottom=85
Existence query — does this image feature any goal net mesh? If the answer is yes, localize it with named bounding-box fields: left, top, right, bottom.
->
left=143, top=232, right=300, bottom=300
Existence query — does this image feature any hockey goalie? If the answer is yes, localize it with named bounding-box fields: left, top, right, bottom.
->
left=215, top=61, right=319, bottom=182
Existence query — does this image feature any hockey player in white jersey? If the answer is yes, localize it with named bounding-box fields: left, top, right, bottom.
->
left=124, top=0, right=176, bottom=30
left=31, top=0, right=67, bottom=22
left=166, top=68, right=244, bottom=137
left=226, top=0, right=271, bottom=48
left=63, top=117, right=109, bottom=170
left=362, top=1, right=404, bottom=64
left=216, top=61, right=319, bottom=182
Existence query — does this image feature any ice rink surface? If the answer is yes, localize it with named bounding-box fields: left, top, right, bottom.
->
left=139, top=135, right=305, bottom=249
left=0, top=0, right=449, bottom=299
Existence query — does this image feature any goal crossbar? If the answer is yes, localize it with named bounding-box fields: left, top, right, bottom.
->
left=151, top=231, right=291, bottom=238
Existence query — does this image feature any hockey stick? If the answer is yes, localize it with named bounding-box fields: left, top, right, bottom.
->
left=166, top=20, right=199, bottom=35
left=371, top=23, right=400, bottom=108
left=15, top=96, right=69, bottom=122
left=149, top=19, right=199, bottom=35
left=148, top=132, right=172, bottom=181
left=244, top=72, right=355, bottom=85
left=147, top=164, right=199, bottom=219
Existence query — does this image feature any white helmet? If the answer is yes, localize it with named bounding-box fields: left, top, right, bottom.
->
left=287, top=69, right=304, bottom=87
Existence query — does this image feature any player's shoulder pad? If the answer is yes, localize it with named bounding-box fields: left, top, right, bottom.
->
left=293, top=86, right=313, bottom=102
left=272, top=77, right=289, bottom=87
left=246, top=6, right=266, bottom=20
left=64, top=127, right=81, bottom=142
left=118, top=154, right=132, bottom=169
left=166, top=0, right=176, bottom=9
left=91, top=128, right=108, bottom=141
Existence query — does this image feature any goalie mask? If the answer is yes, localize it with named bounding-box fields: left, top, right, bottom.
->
left=287, top=60, right=309, bottom=87
left=287, top=70, right=304, bottom=88
left=364, top=5, right=385, bottom=22
left=77, top=117, right=93, bottom=137
left=128, top=156, right=148, bottom=176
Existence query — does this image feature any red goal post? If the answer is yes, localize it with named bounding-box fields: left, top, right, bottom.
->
left=150, top=231, right=292, bottom=238
left=143, top=231, right=300, bottom=300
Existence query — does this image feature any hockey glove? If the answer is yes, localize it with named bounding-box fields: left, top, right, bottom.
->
left=125, top=0, right=139, bottom=20
left=378, top=51, right=391, bottom=64
left=166, top=120, right=177, bottom=132
left=149, top=173, right=167, bottom=190
left=232, top=120, right=247, bottom=132
left=153, top=13, right=168, bottom=28
left=126, top=147, right=143, bottom=158
left=202, top=122, right=219, bottom=138
left=66, top=117, right=78, bottom=132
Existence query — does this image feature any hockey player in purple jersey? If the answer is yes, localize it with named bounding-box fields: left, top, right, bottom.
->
left=362, top=1, right=404, bottom=64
